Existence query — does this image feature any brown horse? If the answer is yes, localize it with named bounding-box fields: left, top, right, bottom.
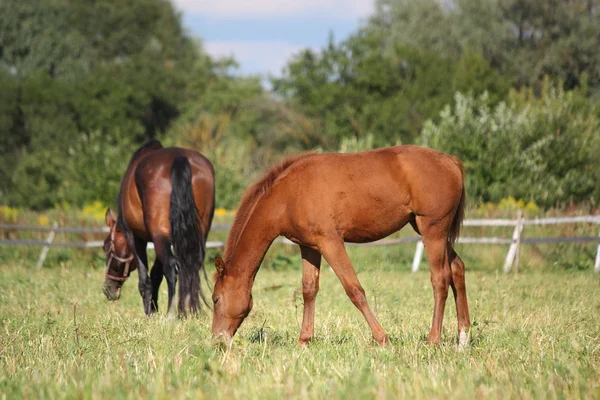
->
left=212, top=145, right=470, bottom=347
left=103, top=140, right=215, bottom=316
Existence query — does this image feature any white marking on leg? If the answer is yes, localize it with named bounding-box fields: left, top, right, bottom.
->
left=167, top=295, right=177, bottom=317
left=458, top=329, right=469, bottom=351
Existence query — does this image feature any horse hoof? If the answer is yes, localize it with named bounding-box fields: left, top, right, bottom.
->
left=376, top=335, right=390, bottom=347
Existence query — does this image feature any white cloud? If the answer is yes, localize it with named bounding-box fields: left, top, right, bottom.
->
left=204, top=40, right=309, bottom=77
left=172, top=0, right=374, bottom=19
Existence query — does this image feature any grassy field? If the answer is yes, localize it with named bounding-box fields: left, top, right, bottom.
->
left=1, top=248, right=599, bottom=400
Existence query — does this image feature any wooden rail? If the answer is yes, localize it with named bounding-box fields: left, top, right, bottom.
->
left=2, top=215, right=599, bottom=272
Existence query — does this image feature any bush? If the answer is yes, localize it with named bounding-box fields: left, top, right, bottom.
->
left=420, top=82, right=600, bottom=208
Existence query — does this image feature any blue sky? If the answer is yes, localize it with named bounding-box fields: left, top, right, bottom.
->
left=172, top=0, right=375, bottom=78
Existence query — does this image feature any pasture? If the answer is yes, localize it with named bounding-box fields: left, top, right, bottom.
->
left=1, top=245, right=599, bottom=399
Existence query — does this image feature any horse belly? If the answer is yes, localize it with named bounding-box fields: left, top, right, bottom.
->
left=341, top=208, right=412, bottom=243
left=332, top=173, right=413, bottom=243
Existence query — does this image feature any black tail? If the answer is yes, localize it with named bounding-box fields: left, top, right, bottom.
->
left=170, top=156, right=206, bottom=316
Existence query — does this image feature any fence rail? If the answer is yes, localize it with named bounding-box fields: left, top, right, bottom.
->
left=2, top=215, right=599, bottom=272
left=0, top=224, right=231, bottom=233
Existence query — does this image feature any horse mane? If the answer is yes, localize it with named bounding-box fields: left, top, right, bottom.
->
left=223, top=152, right=314, bottom=263
left=116, top=140, right=164, bottom=232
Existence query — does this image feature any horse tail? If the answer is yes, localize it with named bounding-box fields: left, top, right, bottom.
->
left=448, top=159, right=466, bottom=247
left=169, top=156, right=205, bottom=316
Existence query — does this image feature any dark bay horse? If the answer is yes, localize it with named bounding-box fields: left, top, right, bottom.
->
left=212, top=145, right=469, bottom=347
left=103, top=140, right=215, bottom=316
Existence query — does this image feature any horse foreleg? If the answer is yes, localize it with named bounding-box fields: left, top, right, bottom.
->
left=133, top=238, right=152, bottom=315
left=319, top=239, right=389, bottom=346
left=150, top=260, right=164, bottom=313
left=299, top=245, right=321, bottom=346
left=153, top=238, right=177, bottom=315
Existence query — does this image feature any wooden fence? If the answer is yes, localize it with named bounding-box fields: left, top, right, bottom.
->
left=1, top=215, right=599, bottom=272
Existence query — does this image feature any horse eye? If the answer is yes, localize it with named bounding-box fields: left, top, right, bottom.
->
left=213, top=296, right=220, bottom=304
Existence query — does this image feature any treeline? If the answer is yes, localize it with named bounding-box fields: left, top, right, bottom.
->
left=273, top=0, right=600, bottom=207
left=1, top=0, right=599, bottom=211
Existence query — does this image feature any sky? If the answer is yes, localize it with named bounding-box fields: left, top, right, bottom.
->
left=171, top=0, right=375, bottom=79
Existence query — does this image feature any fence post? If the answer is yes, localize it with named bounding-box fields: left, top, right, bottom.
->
left=411, top=240, right=425, bottom=272
left=503, top=210, right=524, bottom=274
left=594, top=227, right=600, bottom=273
left=36, top=222, right=58, bottom=269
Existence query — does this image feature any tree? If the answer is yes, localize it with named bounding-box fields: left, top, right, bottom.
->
left=0, top=0, right=203, bottom=208
left=370, top=0, right=600, bottom=92
left=274, top=26, right=507, bottom=145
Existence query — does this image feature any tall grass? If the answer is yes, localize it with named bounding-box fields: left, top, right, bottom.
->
left=1, top=255, right=599, bottom=399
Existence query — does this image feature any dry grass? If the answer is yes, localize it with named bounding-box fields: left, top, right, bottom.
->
left=1, top=255, right=599, bottom=399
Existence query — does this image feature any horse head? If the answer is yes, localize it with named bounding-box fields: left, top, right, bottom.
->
left=211, top=257, right=254, bottom=341
left=102, top=209, right=135, bottom=301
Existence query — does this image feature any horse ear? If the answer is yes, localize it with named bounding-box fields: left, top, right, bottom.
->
left=215, top=256, right=225, bottom=277
left=105, top=208, right=116, bottom=228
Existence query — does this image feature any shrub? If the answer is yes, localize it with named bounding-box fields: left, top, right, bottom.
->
left=420, top=83, right=600, bottom=208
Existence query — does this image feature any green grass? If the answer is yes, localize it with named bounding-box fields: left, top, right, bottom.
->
left=1, top=255, right=600, bottom=399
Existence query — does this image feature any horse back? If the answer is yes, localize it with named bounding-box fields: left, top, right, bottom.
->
left=267, top=146, right=464, bottom=243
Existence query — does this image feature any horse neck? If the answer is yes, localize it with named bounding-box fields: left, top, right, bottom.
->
left=225, top=198, right=281, bottom=285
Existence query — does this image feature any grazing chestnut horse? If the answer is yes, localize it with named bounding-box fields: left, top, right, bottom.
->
left=102, top=140, right=215, bottom=316
left=212, top=145, right=470, bottom=347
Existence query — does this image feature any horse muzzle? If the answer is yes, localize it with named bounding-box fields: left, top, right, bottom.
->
left=102, top=283, right=121, bottom=301
left=212, top=314, right=244, bottom=343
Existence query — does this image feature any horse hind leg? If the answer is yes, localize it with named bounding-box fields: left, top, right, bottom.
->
left=150, top=259, right=164, bottom=313
left=416, top=216, right=452, bottom=346
left=449, top=248, right=470, bottom=349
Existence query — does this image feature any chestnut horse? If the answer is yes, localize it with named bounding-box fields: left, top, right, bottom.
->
left=102, top=140, right=215, bottom=316
left=212, top=145, right=469, bottom=347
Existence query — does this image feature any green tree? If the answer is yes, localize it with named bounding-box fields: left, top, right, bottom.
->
left=0, top=0, right=202, bottom=209
left=274, top=28, right=507, bottom=145
left=371, top=0, right=600, bottom=92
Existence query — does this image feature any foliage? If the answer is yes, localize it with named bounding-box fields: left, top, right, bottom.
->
left=2, top=0, right=600, bottom=211
left=0, top=0, right=325, bottom=210
left=0, top=0, right=198, bottom=209
left=477, top=197, right=540, bottom=215
left=371, top=0, right=600, bottom=92
left=81, top=201, right=110, bottom=222
left=0, top=205, right=19, bottom=222
left=274, top=31, right=507, bottom=145
left=420, top=82, right=600, bottom=207
left=274, top=0, right=600, bottom=153
left=338, top=133, right=378, bottom=153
